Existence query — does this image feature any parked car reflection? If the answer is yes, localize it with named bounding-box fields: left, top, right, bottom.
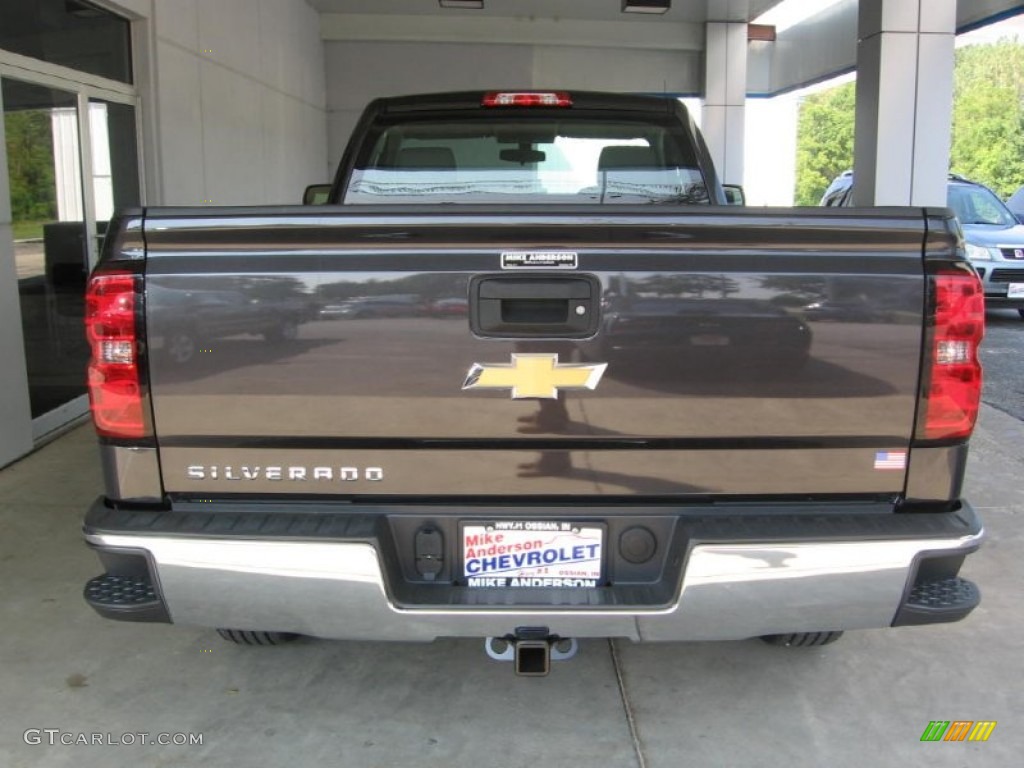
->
left=148, top=277, right=315, bottom=364
left=803, top=297, right=896, bottom=323
left=584, top=296, right=812, bottom=371
left=426, top=297, right=469, bottom=317
left=318, top=294, right=422, bottom=319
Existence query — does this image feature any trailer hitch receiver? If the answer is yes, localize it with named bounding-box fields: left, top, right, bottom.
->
left=484, top=627, right=579, bottom=676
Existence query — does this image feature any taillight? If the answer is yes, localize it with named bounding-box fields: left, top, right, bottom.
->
left=85, top=270, right=148, bottom=439
left=918, top=268, right=985, bottom=440
left=481, top=91, right=573, bottom=108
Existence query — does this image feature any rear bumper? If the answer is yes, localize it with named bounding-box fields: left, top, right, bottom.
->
left=83, top=500, right=983, bottom=642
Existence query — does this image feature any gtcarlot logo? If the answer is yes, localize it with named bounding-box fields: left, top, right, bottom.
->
left=23, top=729, right=203, bottom=747
left=920, top=720, right=996, bottom=742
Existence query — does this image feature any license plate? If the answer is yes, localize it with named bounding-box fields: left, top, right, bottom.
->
left=462, top=521, right=602, bottom=588
left=1008, top=283, right=1024, bottom=298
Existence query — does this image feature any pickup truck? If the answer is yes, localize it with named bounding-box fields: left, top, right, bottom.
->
left=83, top=90, right=985, bottom=675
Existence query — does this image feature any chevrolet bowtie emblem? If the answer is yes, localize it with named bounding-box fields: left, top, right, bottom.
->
left=462, top=354, right=607, bottom=399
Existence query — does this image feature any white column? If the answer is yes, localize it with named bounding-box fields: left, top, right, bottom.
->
left=702, top=22, right=747, bottom=186
left=50, top=108, right=84, bottom=222
left=852, top=0, right=956, bottom=206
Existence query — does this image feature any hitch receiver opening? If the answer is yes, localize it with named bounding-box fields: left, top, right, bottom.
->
left=484, top=629, right=579, bottom=676
left=515, top=640, right=550, bottom=677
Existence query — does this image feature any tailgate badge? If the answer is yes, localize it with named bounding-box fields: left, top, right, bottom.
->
left=501, top=251, right=577, bottom=269
left=462, top=354, right=607, bottom=399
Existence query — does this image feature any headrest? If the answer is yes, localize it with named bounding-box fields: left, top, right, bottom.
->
left=395, top=147, right=456, bottom=169
left=598, top=146, right=660, bottom=171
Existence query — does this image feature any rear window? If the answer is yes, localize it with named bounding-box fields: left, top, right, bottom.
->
left=343, top=116, right=709, bottom=205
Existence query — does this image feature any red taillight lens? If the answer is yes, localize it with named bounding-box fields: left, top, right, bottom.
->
left=919, top=269, right=985, bottom=440
left=85, top=271, right=147, bottom=439
left=481, top=91, right=573, bottom=108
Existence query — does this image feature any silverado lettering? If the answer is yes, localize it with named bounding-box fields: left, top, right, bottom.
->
left=185, top=466, right=384, bottom=481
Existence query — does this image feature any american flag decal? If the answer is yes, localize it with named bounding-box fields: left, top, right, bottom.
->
left=874, top=451, right=907, bottom=470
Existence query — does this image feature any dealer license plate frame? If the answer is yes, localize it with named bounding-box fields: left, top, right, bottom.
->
left=460, top=520, right=605, bottom=588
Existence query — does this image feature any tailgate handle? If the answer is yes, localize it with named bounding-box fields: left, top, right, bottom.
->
left=469, top=275, right=600, bottom=338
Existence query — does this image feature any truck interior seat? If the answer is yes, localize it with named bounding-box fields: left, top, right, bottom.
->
left=598, top=146, right=661, bottom=171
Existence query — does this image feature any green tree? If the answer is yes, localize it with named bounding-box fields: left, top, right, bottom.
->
left=794, top=40, right=1024, bottom=203
left=794, top=81, right=855, bottom=206
left=950, top=41, right=1024, bottom=197
left=4, top=110, right=57, bottom=223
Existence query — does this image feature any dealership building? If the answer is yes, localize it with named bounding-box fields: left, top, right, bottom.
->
left=0, top=0, right=1019, bottom=467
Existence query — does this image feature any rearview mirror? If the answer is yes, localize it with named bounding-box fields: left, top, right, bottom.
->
left=500, top=148, right=547, bottom=165
left=722, top=184, right=745, bottom=206
left=303, top=184, right=332, bottom=205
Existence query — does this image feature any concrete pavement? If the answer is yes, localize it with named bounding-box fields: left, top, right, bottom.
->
left=0, top=408, right=1020, bottom=768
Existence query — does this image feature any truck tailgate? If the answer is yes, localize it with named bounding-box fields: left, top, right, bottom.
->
left=143, top=207, right=933, bottom=498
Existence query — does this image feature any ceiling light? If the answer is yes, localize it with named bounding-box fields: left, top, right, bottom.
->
left=622, top=0, right=670, bottom=14
left=439, top=1, right=484, bottom=9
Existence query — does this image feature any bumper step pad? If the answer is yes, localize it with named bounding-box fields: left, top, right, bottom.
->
left=893, top=576, right=980, bottom=626
left=84, top=573, right=170, bottom=623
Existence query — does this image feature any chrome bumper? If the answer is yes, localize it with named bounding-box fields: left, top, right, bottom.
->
left=84, top=529, right=984, bottom=642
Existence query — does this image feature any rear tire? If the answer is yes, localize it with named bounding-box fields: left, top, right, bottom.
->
left=216, top=629, right=298, bottom=646
left=1017, top=309, right=1024, bottom=319
left=760, top=631, right=844, bottom=648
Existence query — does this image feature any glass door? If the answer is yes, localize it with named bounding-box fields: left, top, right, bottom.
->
left=0, top=0, right=138, bottom=458
left=3, top=78, right=89, bottom=421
